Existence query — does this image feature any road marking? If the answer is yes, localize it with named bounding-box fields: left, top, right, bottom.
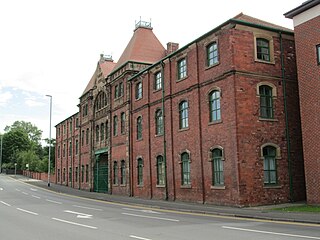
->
left=64, top=210, right=92, bottom=219
left=0, top=201, right=11, bottom=206
left=15, top=189, right=20, bottom=192
left=130, top=235, right=152, bottom=240
left=122, top=213, right=179, bottom=222
left=73, top=205, right=102, bottom=211
left=17, top=208, right=38, bottom=215
left=22, top=192, right=29, bottom=195
left=222, top=226, right=320, bottom=239
left=123, top=208, right=162, bottom=214
left=46, top=199, right=62, bottom=204
left=32, top=195, right=41, bottom=199
left=30, top=188, right=37, bottom=191
left=52, top=218, right=97, bottom=229
left=0, top=187, right=3, bottom=191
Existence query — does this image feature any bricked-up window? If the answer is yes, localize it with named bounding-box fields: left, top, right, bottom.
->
left=179, top=101, right=189, bottom=129
left=257, top=38, right=270, bottom=62
left=155, top=109, right=163, bottom=135
left=209, top=90, right=221, bottom=122
left=317, top=44, right=320, bottom=65
left=207, top=42, right=218, bottom=66
left=120, top=160, right=126, bottom=185
left=156, top=155, right=165, bottom=185
left=263, top=146, right=277, bottom=185
left=113, top=115, right=118, bottom=136
left=177, top=58, right=187, bottom=80
left=75, top=167, right=78, bottom=182
left=96, top=125, right=100, bottom=142
left=137, top=116, right=143, bottom=140
left=181, top=152, right=190, bottom=185
left=113, top=161, right=118, bottom=185
left=85, top=164, right=89, bottom=183
left=259, top=85, right=274, bottom=119
left=69, top=167, right=72, bottom=182
left=121, top=112, right=126, bottom=134
left=81, top=165, right=84, bottom=183
left=100, top=123, right=104, bottom=141
left=86, top=128, right=89, bottom=145
left=211, top=148, right=224, bottom=186
left=154, top=71, right=162, bottom=90
left=137, top=158, right=143, bottom=186
left=136, top=82, right=142, bottom=100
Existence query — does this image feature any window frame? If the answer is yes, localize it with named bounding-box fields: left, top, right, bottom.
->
left=181, top=152, right=191, bottom=186
left=137, top=158, right=143, bottom=186
left=156, top=155, right=165, bottom=186
left=209, top=90, right=221, bottom=122
left=136, top=116, right=142, bottom=140
left=121, top=112, right=126, bottom=135
left=155, top=109, right=163, bottom=135
left=259, top=85, right=274, bottom=119
left=211, top=148, right=224, bottom=186
left=262, top=146, right=277, bottom=185
left=254, top=34, right=275, bottom=64
left=179, top=101, right=189, bottom=129
left=120, top=160, right=126, bottom=185
left=135, top=82, right=143, bottom=100
left=256, top=38, right=270, bottom=62
left=113, top=115, right=118, bottom=136
left=154, top=71, right=162, bottom=90
left=113, top=161, right=118, bottom=185
left=177, top=58, right=187, bottom=80
left=207, top=41, right=218, bottom=67
left=317, top=44, right=320, bottom=65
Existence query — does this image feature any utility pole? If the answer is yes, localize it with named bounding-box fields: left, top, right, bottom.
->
left=46, top=95, right=52, bottom=187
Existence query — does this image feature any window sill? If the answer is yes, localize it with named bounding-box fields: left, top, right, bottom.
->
left=136, top=138, right=143, bottom=142
left=176, top=75, right=188, bottom=82
left=178, top=127, right=189, bottom=132
left=264, top=184, right=281, bottom=189
left=211, top=185, right=225, bottom=190
left=135, top=97, right=142, bottom=102
left=180, top=185, right=191, bottom=189
left=120, top=184, right=126, bottom=187
left=155, top=133, right=164, bottom=137
left=208, top=119, right=222, bottom=126
left=156, top=184, right=165, bottom=188
left=153, top=88, right=162, bottom=93
left=255, top=59, right=275, bottom=65
left=137, top=184, right=144, bottom=188
left=113, top=184, right=119, bottom=186
left=205, top=62, right=220, bottom=70
left=259, top=117, right=278, bottom=122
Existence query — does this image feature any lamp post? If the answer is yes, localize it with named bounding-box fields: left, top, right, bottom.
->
left=46, top=95, right=52, bottom=187
left=0, top=134, right=3, bottom=174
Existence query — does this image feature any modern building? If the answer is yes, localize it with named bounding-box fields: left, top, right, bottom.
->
left=284, top=0, right=320, bottom=204
left=55, top=14, right=306, bottom=206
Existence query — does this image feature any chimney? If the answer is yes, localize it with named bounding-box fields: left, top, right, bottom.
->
left=99, top=53, right=113, bottom=63
left=166, top=42, right=179, bottom=55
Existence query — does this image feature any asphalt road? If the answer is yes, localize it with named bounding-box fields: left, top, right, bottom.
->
left=0, top=174, right=319, bottom=240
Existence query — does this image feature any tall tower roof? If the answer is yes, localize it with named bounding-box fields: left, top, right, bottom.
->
left=113, top=20, right=166, bottom=71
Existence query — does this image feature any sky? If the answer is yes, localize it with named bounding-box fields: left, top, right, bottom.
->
left=0, top=0, right=302, bottom=140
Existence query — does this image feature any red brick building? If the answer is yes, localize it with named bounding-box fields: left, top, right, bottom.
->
left=55, top=14, right=306, bottom=206
left=285, top=0, right=320, bottom=204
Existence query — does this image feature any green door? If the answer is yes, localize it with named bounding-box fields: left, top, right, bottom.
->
left=94, top=156, right=108, bottom=193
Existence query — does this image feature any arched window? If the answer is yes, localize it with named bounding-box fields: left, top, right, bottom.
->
left=120, top=160, right=126, bottom=185
left=211, top=148, right=224, bottom=186
left=259, top=85, right=273, bottom=119
left=156, top=155, right=165, bottom=185
left=181, top=152, right=190, bottom=185
left=257, top=38, right=270, bottom=61
left=137, top=158, right=143, bottom=186
left=209, top=90, right=221, bottom=122
left=155, top=109, right=163, bottom=135
left=207, top=42, right=218, bottom=66
left=113, top=115, right=118, bottom=136
left=179, top=101, right=189, bottom=129
left=263, top=146, right=277, bottom=185
left=113, top=161, right=118, bottom=185
left=137, top=116, right=142, bottom=140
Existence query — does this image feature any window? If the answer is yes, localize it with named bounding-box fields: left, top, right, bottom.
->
left=259, top=85, right=273, bottom=119
left=63, top=144, right=66, bottom=157
left=75, top=139, right=79, bottom=155
left=181, top=152, right=190, bottom=186
left=96, top=125, right=100, bottom=142
left=177, top=58, right=187, bottom=79
left=121, top=112, right=126, bottom=134
left=119, top=82, right=124, bottom=97
left=100, top=123, right=104, bottom=141
left=263, top=146, right=277, bottom=185
left=69, top=121, right=72, bottom=133
left=58, top=146, right=61, bottom=158
left=257, top=38, right=270, bottom=61
left=155, top=109, right=163, bottom=135
left=317, top=44, right=320, bottom=65
left=154, top=71, right=162, bottom=90
left=209, top=90, right=221, bottom=122
left=69, top=167, right=72, bottom=182
left=81, top=165, right=84, bottom=183
left=179, top=101, right=189, bottom=129
left=136, top=82, right=142, bottom=99
left=137, top=116, right=142, bottom=140
left=106, top=121, right=109, bottom=140
left=211, top=148, right=224, bottom=186
left=63, top=168, right=66, bottom=182
left=113, top=115, right=118, bottom=136
left=81, top=130, right=84, bottom=146
left=120, top=160, right=126, bottom=185
left=86, top=128, right=89, bottom=145
left=75, top=167, right=78, bottom=182
left=58, top=169, right=60, bottom=182
left=113, top=161, right=118, bottom=185
left=207, top=42, right=218, bottom=66
left=85, top=164, right=89, bottom=183
left=115, top=85, right=119, bottom=98
left=137, top=158, right=143, bottom=186
left=156, top=155, right=165, bottom=185
left=76, top=118, right=79, bottom=128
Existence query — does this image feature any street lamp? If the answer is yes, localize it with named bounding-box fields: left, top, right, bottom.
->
left=46, top=95, right=52, bottom=187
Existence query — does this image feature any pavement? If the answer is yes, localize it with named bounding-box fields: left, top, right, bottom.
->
left=11, top=174, right=320, bottom=225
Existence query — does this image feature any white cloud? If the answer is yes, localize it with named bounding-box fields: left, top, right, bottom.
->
left=0, top=91, right=13, bottom=106
left=25, top=99, right=45, bottom=107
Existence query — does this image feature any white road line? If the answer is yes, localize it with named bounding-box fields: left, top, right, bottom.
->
left=123, top=208, right=162, bottom=214
left=122, top=213, right=179, bottom=222
left=0, top=187, right=3, bottom=191
left=32, top=195, right=41, bottom=199
left=15, top=189, right=20, bottom=192
left=30, top=188, right=37, bottom=191
left=0, top=201, right=11, bottom=207
left=16, top=208, right=38, bottom=216
left=22, top=192, right=29, bottom=195
left=73, top=205, right=102, bottom=211
left=130, top=235, right=152, bottom=240
left=52, top=218, right=97, bottom=229
left=222, top=226, right=320, bottom=239
left=46, top=199, right=62, bottom=204
left=64, top=210, right=92, bottom=219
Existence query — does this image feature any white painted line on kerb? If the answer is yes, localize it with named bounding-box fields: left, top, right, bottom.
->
left=46, top=199, right=62, bottom=204
left=123, top=208, right=163, bottom=214
left=122, top=213, right=179, bottom=222
left=130, top=235, right=152, bottom=240
left=52, top=218, right=97, bottom=229
left=32, top=195, right=41, bottom=199
left=222, top=226, right=320, bottom=240
left=17, top=208, right=38, bottom=216
left=0, top=201, right=11, bottom=207
left=73, top=205, right=103, bottom=211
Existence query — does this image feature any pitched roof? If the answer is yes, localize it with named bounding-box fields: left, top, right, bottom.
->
left=284, top=0, right=320, bottom=18
left=82, top=59, right=116, bottom=95
left=113, top=25, right=166, bottom=71
left=233, top=13, right=293, bottom=32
